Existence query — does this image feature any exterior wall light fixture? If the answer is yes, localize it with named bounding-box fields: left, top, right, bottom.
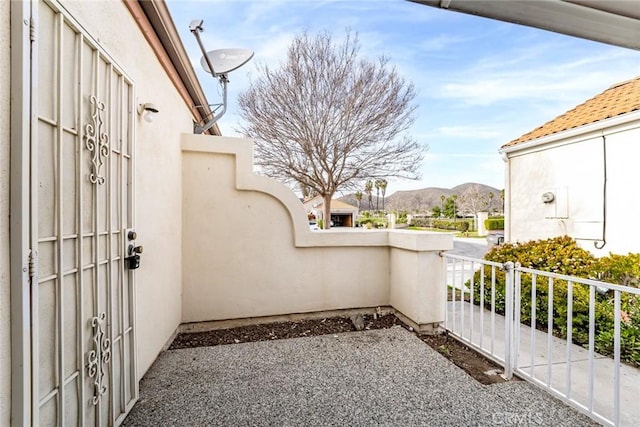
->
left=138, top=103, right=159, bottom=123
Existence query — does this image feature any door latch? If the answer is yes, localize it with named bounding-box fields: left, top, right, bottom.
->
left=125, top=229, right=142, bottom=270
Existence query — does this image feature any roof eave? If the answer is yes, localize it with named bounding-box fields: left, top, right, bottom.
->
left=126, top=0, right=221, bottom=136
left=500, top=110, right=640, bottom=156
left=410, top=0, right=640, bottom=51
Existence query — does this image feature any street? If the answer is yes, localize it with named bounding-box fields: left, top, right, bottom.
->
left=450, top=237, right=488, bottom=259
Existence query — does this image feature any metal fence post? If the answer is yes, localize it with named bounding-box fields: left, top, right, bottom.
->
left=503, top=262, right=514, bottom=379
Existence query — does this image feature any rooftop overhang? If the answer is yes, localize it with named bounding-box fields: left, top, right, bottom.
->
left=124, top=0, right=221, bottom=135
left=410, top=0, right=640, bottom=51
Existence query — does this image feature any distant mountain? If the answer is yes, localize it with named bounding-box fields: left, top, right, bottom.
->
left=338, top=182, right=502, bottom=213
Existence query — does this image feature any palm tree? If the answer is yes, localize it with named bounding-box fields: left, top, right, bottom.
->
left=374, top=179, right=383, bottom=211
left=379, top=179, right=388, bottom=211
left=365, top=180, right=373, bottom=210
left=452, top=194, right=458, bottom=221
left=488, top=191, right=495, bottom=213
left=354, top=191, right=363, bottom=211
left=440, top=195, right=446, bottom=218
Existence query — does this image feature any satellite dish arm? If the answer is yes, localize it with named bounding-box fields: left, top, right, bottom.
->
left=194, top=76, right=227, bottom=134
left=190, top=19, right=229, bottom=134
left=189, top=20, right=217, bottom=76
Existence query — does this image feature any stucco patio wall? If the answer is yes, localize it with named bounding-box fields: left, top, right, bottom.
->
left=181, top=134, right=452, bottom=328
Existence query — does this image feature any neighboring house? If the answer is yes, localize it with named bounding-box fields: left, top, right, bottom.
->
left=303, top=196, right=359, bottom=227
left=501, top=77, right=640, bottom=255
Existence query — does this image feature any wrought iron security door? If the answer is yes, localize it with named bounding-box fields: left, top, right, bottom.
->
left=30, top=0, right=138, bottom=425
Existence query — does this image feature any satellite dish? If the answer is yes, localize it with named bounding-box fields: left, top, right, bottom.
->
left=200, top=49, right=254, bottom=76
left=189, top=19, right=254, bottom=134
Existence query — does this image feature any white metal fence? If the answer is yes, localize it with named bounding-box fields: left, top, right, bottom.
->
left=443, top=253, right=640, bottom=427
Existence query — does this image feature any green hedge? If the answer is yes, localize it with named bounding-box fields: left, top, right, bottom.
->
left=356, top=216, right=387, bottom=229
left=469, top=236, right=640, bottom=366
left=485, top=217, right=504, bottom=230
left=410, top=218, right=431, bottom=227
left=432, top=219, right=456, bottom=230
left=432, top=219, right=473, bottom=231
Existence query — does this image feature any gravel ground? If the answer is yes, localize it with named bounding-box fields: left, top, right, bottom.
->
left=123, top=327, right=599, bottom=426
left=169, top=314, right=507, bottom=385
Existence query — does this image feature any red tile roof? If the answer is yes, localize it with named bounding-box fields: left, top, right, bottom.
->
left=504, top=76, right=640, bottom=148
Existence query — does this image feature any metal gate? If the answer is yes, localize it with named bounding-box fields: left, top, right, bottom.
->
left=14, top=0, right=138, bottom=425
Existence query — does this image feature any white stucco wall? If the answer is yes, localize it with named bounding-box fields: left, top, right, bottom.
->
left=505, top=118, right=640, bottom=256
left=181, top=134, right=453, bottom=326
left=1, top=2, right=11, bottom=425
left=44, top=1, right=190, bottom=378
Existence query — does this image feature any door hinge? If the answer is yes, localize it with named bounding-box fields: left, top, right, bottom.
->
left=29, top=17, right=36, bottom=43
left=28, top=250, right=38, bottom=280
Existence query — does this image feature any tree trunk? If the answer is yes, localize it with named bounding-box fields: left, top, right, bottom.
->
left=323, top=193, right=332, bottom=229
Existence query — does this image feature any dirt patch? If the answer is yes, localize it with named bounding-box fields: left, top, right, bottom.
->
left=418, top=332, right=510, bottom=385
left=170, top=314, right=511, bottom=385
left=170, top=314, right=402, bottom=348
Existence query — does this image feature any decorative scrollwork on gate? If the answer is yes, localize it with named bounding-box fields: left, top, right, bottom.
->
left=84, top=96, right=110, bottom=185
left=86, top=312, right=111, bottom=405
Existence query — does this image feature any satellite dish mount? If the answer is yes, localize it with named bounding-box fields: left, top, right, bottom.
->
left=189, top=19, right=254, bottom=134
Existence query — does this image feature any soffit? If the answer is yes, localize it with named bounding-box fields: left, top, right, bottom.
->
left=411, top=0, right=640, bottom=51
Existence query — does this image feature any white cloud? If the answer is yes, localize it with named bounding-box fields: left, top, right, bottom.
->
left=432, top=48, right=640, bottom=107
left=418, top=34, right=474, bottom=52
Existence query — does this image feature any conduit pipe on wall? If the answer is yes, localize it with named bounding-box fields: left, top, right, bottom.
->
left=594, top=133, right=607, bottom=249
left=501, top=151, right=510, bottom=242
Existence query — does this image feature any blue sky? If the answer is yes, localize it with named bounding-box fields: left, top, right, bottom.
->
left=166, top=0, right=640, bottom=196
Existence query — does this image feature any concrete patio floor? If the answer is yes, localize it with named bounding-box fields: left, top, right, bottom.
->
left=123, top=327, right=599, bottom=426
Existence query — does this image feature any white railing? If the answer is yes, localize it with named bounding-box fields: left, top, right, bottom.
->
left=443, top=253, right=640, bottom=427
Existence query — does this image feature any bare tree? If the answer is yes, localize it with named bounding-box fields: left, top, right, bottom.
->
left=299, top=179, right=317, bottom=200
left=237, top=30, right=425, bottom=228
left=458, top=184, right=490, bottom=228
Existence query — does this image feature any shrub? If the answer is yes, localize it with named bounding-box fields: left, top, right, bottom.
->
left=432, top=219, right=473, bottom=231
left=591, top=253, right=640, bottom=288
left=410, top=218, right=431, bottom=227
left=357, top=218, right=373, bottom=226
left=357, top=215, right=387, bottom=228
left=470, top=236, right=640, bottom=366
left=484, top=235, right=595, bottom=276
left=432, top=219, right=457, bottom=230
left=396, top=211, right=408, bottom=224
left=485, top=217, right=504, bottom=230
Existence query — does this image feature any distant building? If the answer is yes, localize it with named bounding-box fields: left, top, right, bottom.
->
left=303, top=196, right=359, bottom=227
